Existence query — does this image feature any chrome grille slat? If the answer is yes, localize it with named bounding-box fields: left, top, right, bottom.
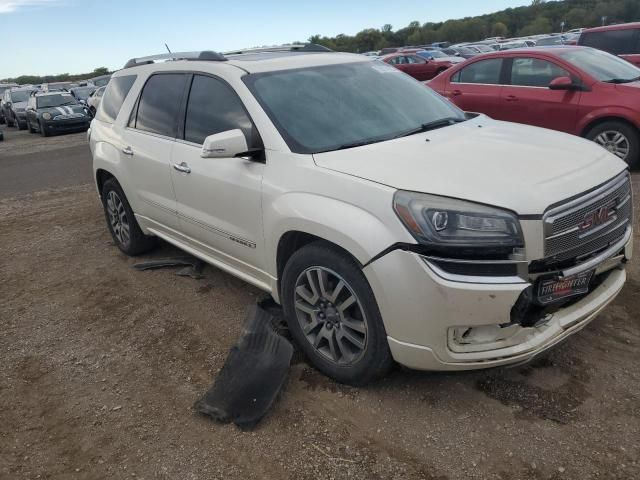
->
left=543, top=173, right=632, bottom=262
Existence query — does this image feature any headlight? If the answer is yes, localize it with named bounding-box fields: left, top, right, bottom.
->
left=42, top=112, right=52, bottom=120
left=393, top=191, right=523, bottom=251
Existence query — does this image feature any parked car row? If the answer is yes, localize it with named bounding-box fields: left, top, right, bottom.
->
left=427, top=45, right=640, bottom=166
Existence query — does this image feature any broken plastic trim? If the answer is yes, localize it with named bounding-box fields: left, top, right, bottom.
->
left=194, top=305, right=293, bottom=430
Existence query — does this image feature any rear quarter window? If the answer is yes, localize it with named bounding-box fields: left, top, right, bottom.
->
left=580, top=28, right=639, bottom=55
left=95, top=75, right=137, bottom=124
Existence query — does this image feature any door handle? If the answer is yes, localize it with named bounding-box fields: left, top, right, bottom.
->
left=122, top=146, right=134, bottom=155
left=173, top=162, right=191, bottom=174
left=505, top=95, right=519, bottom=102
left=451, top=89, right=462, bottom=96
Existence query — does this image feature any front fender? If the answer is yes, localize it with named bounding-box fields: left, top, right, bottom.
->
left=265, top=192, right=413, bottom=279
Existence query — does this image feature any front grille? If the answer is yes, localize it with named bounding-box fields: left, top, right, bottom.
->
left=543, top=173, right=632, bottom=263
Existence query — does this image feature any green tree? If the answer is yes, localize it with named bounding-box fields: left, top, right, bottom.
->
left=92, top=67, right=110, bottom=76
left=491, top=21, right=509, bottom=37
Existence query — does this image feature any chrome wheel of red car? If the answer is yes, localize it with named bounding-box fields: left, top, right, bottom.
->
left=594, top=130, right=630, bottom=161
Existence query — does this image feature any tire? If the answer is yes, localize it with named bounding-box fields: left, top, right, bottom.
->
left=281, top=242, right=393, bottom=386
left=15, top=115, right=25, bottom=131
left=89, top=106, right=96, bottom=116
left=39, top=120, right=49, bottom=137
left=101, top=178, right=156, bottom=256
left=586, top=120, right=639, bottom=168
left=6, top=114, right=14, bottom=127
left=27, top=119, right=36, bottom=133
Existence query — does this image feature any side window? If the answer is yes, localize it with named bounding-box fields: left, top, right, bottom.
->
left=96, top=75, right=137, bottom=124
left=388, top=57, right=400, bottom=65
left=133, top=74, right=188, bottom=138
left=453, top=59, right=503, bottom=84
left=183, top=75, right=254, bottom=146
left=407, top=55, right=424, bottom=64
left=581, top=29, right=638, bottom=55
left=510, top=58, right=571, bottom=87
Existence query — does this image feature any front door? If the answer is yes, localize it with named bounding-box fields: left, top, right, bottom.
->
left=447, top=57, right=504, bottom=118
left=169, top=74, right=267, bottom=284
left=498, top=57, right=581, bottom=134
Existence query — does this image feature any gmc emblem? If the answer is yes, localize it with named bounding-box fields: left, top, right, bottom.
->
left=579, top=204, right=616, bottom=231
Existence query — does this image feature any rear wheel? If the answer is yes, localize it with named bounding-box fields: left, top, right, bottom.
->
left=586, top=121, right=639, bottom=167
left=281, top=242, right=393, bottom=386
left=101, top=178, right=156, bottom=256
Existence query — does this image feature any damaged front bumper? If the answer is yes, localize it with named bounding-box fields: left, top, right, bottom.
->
left=363, top=233, right=630, bottom=371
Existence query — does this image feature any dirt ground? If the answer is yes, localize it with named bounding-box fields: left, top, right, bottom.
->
left=1, top=135, right=639, bottom=479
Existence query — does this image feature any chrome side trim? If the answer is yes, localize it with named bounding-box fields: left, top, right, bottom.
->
left=422, top=257, right=528, bottom=285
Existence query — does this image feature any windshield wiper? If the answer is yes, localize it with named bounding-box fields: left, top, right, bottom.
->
left=604, top=76, right=640, bottom=84
left=331, top=138, right=387, bottom=152
left=393, top=117, right=466, bottom=139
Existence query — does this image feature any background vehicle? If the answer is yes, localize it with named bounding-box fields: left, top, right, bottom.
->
left=86, top=86, right=105, bottom=115
left=25, top=91, right=91, bottom=136
left=428, top=46, right=640, bottom=165
left=382, top=52, right=453, bottom=80
left=579, top=22, right=640, bottom=67
left=70, top=86, right=96, bottom=104
left=0, top=82, right=18, bottom=123
left=1, top=87, right=36, bottom=129
left=499, top=41, right=530, bottom=50
left=415, top=49, right=465, bottom=64
left=88, top=74, right=112, bottom=87
left=443, top=46, right=476, bottom=59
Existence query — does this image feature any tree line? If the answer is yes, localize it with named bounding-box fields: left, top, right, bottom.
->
left=308, top=0, right=640, bottom=52
left=2, top=67, right=110, bottom=86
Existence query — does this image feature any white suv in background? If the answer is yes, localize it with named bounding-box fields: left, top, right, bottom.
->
left=89, top=45, right=632, bottom=386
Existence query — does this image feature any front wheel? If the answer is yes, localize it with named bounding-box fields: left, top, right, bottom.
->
left=101, top=178, right=157, bottom=256
left=39, top=121, right=49, bottom=137
left=281, top=242, right=393, bottom=386
left=586, top=121, right=639, bottom=167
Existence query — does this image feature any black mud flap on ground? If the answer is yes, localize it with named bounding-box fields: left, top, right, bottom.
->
left=194, top=305, right=294, bottom=430
left=132, top=257, right=206, bottom=279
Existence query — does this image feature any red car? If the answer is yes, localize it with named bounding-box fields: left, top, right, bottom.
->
left=427, top=46, right=640, bottom=166
left=381, top=53, right=453, bottom=81
left=579, top=22, right=640, bottom=67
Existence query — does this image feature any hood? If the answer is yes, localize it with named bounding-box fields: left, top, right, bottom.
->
left=13, top=101, right=28, bottom=110
left=41, top=104, right=88, bottom=116
left=615, top=80, right=640, bottom=92
left=312, top=116, right=626, bottom=216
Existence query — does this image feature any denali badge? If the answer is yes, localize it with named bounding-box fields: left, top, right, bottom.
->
left=579, top=203, right=616, bottom=231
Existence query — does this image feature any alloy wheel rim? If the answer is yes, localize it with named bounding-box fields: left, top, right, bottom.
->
left=293, top=266, right=368, bottom=365
left=594, top=130, right=630, bottom=160
left=106, top=191, right=130, bottom=247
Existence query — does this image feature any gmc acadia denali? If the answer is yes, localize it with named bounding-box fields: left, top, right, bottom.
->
left=89, top=45, right=633, bottom=385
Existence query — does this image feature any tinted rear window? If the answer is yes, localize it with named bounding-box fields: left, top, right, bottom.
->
left=580, top=28, right=639, bottom=55
left=133, top=74, right=188, bottom=138
left=96, top=75, right=136, bottom=123
left=453, top=58, right=503, bottom=84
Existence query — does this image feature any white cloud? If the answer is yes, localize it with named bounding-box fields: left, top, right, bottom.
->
left=0, top=0, right=62, bottom=14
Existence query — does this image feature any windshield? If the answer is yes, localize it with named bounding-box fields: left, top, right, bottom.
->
left=244, top=61, right=464, bottom=154
left=558, top=48, right=640, bottom=82
left=37, top=93, right=78, bottom=108
left=536, top=37, right=562, bottom=46
left=10, top=90, right=30, bottom=102
left=72, top=87, right=94, bottom=98
left=419, top=50, right=447, bottom=59
left=473, top=45, right=494, bottom=53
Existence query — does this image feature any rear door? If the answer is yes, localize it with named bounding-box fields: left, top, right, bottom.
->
left=446, top=58, right=504, bottom=117
left=169, top=74, right=268, bottom=284
left=119, top=73, right=188, bottom=232
left=498, top=56, right=581, bottom=133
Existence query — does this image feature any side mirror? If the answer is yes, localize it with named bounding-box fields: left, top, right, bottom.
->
left=201, top=129, right=250, bottom=158
left=549, top=76, right=575, bottom=90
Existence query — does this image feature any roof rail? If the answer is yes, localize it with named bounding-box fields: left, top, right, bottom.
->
left=123, top=50, right=227, bottom=69
left=223, top=43, right=332, bottom=55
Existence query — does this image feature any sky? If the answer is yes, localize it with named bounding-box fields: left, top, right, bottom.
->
left=0, top=0, right=530, bottom=78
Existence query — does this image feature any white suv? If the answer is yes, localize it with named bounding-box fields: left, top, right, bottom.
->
left=90, top=46, right=633, bottom=385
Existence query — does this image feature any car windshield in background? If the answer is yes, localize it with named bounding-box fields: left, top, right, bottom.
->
left=10, top=91, right=31, bottom=102
left=473, top=45, right=494, bottom=53
left=37, top=94, right=78, bottom=108
left=535, top=36, right=563, bottom=46
left=420, top=50, right=447, bottom=58
left=244, top=61, right=464, bottom=154
left=72, top=87, right=94, bottom=98
left=558, top=48, right=640, bottom=83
